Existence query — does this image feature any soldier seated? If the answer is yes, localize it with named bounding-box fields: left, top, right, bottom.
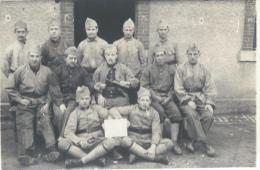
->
left=58, top=86, right=118, bottom=169
left=141, top=46, right=183, bottom=155
left=174, top=44, right=217, bottom=157
left=52, top=46, right=93, bottom=135
left=5, top=44, right=61, bottom=166
left=109, top=87, right=173, bottom=165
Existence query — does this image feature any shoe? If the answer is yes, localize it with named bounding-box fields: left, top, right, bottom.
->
left=128, top=154, right=137, bottom=164
left=95, top=157, right=106, bottom=167
left=43, top=151, right=61, bottom=162
left=186, top=141, right=195, bottom=153
left=153, top=155, right=169, bottom=165
left=65, top=159, right=83, bottom=169
left=18, top=155, right=39, bottom=166
left=205, top=144, right=216, bottom=157
left=172, top=142, right=182, bottom=155
left=111, top=150, right=123, bottom=160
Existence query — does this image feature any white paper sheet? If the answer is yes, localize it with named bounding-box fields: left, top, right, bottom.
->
left=104, top=119, right=128, bottom=138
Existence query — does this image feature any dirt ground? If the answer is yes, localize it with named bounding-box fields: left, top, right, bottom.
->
left=0, top=113, right=256, bottom=170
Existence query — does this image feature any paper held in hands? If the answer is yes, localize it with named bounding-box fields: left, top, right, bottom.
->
left=104, top=119, right=128, bottom=138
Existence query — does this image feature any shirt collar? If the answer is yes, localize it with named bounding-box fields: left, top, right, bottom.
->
left=87, top=37, right=98, bottom=42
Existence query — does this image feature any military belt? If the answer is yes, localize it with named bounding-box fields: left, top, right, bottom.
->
left=76, top=126, right=102, bottom=134
left=128, top=126, right=152, bottom=134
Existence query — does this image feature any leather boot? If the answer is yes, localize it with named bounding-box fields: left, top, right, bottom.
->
left=65, top=159, right=83, bottom=169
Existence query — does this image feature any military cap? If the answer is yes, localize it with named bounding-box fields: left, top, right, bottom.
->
left=65, top=46, right=80, bottom=58
left=48, top=18, right=60, bottom=28
left=85, top=17, right=98, bottom=29
left=157, top=19, right=169, bottom=30
left=104, top=44, right=117, bottom=53
left=28, top=44, right=41, bottom=54
left=138, top=87, right=151, bottom=98
left=186, top=43, right=200, bottom=54
left=76, top=86, right=91, bottom=100
left=123, top=18, right=135, bottom=28
left=14, top=20, right=27, bottom=31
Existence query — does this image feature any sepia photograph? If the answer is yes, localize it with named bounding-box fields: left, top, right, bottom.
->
left=0, top=0, right=258, bottom=169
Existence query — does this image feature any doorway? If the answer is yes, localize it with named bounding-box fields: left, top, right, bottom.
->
left=74, top=0, right=136, bottom=45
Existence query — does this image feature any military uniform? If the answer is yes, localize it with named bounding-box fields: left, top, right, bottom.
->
left=58, top=86, right=117, bottom=168
left=78, top=18, right=108, bottom=78
left=109, top=87, right=173, bottom=164
left=52, top=63, right=93, bottom=133
left=1, top=21, right=29, bottom=78
left=93, top=62, right=139, bottom=108
left=41, top=37, right=69, bottom=71
left=141, top=62, right=182, bottom=123
left=174, top=62, right=217, bottom=143
left=5, top=64, right=62, bottom=160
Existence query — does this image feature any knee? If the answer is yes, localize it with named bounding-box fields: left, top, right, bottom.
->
left=102, top=138, right=116, bottom=151
left=120, top=137, right=134, bottom=148
left=58, top=138, right=71, bottom=153
left=162, top=139, right=174, bottom=149
left=181, top=106, right=197, bottom=119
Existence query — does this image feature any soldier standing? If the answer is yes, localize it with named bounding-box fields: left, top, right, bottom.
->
left=78, top=17, right=108, bottom=78
left=41, top=19, right=69, bottom=71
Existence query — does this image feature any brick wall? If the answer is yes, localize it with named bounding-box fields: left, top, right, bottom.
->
left=135, top=0, right=150, bottom=49
left=60, top=0, right=74, bottom=46
left=0, top=0, right=60, bottom=103
left=242, top=0, right=256, bottom=50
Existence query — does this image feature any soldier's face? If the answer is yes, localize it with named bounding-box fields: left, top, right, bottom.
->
left=66, top=54, right=78, bottom=67
left=138, top=96, right=151, bottom=110
left=78, top=95, right=91, bottom=109
left=157, top=25, right=169, bottom=39
left=49, top=25, right=61, bottom=40
left=15, top=28, right=28, bottom=42
left=123, top=27, right=134, bottom=39
left=154, top=51, right=165, bottom=65
left=187, top=50, right=200, bottom=65
left=105, top=50, right=118, bottom=65
left=28, top=52, right=41, bottom=68
left=86, top=26, right=98, bottom=39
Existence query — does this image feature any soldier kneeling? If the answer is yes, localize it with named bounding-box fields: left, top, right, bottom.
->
left=58, top=86, right=118, bottom=169
left=110, top=87, right=173, bottom=165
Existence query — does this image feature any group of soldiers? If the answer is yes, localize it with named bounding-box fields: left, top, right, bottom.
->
left=2, top=17, right=217, bottom=168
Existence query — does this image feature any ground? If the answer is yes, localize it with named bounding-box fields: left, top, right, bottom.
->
left=0, top=113, right=256, bottom=170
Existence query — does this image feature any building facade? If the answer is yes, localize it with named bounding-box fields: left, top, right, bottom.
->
left=0, top=0, right=256, bottom=114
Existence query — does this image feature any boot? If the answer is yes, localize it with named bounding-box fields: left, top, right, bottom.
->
left=153, top=155, right=169, bottom=165
left=204, top=143, right=216, bottom=157
left=18, top=155, right=39, bottom=166
left=65, top=159, right=83, bottom=169
left=111, top=149, right=123, bottom=160
left=172, top=141, right=182, bottom=155
left=95, top=157, right=107, bottom=167
left=186, top=141, right=195, bottom=153
left=128, top=154, right=137, bottom=164
left=43, top=147, right=61, bottom=162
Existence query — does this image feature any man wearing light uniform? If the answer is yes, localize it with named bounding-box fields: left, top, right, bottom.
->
left=174, top=44, right=217, bottom=157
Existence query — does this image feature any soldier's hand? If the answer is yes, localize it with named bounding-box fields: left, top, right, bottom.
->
left=146, top=144, right=156, bottom=160
left=119, top=81, right=130, bottom=88
left=59, top=104, right=67, bottom=113
left=188, top=101, right=197, bottom=110
left=20, top=99, right=30, bottom=106
left=205, top=104, right=213, bottom=114
left=161, top=96, right=171, bottom=106
left=40, top=103, right=49, bottom=114
left=94, top=82, right=106, bottom=91
left=79, top=140, right=89, bottom=149
left=98, top=95, right=106, bottom=107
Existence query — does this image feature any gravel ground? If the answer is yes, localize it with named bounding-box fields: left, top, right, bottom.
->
left=1, top=113, right=256, bottom=170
